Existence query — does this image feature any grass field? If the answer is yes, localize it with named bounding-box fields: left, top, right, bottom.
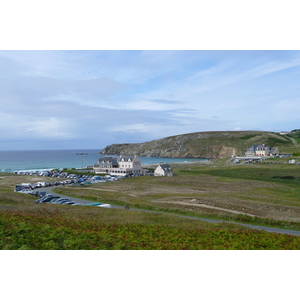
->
left=1, top=161, right=300, bottom=249
left=53, top=162, right=300, bottom=223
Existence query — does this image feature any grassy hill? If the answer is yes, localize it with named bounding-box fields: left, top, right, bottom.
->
left=100, top=131, right=295, bottom=158
left=2, top=161, right=300, bottom=249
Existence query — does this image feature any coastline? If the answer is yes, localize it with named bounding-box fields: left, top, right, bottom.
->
left=0, top=149, right=210, bottom=174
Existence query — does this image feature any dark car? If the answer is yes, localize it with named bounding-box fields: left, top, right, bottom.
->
left=55, top=198, right=72, bottom=204
left=40, top=196, right=60, bottom=203
left=62, top=201, right=76, bottom=205
left=38, top=191, right=47, bottom=198
left=36, top=196, right=60, bottom=204
left=30, top=191, right=40, bottom=197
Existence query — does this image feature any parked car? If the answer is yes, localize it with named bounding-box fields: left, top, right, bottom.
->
left=49, top=198, right=62, bottom=203
left=14, top=185, right=32, bottom=192
left=55, top=199, right=72, bottom=204
left=19, top=189, right=33, bottom=194
left=36, top=196, right=60, bottom=204
left=61, top=201, right=76, bottom=205
left=38, top=191, right=47, bottom=198
left=40, top=196, right=60, bottom=203
left=97, top=204, right=112, bottom=208
left=30, top=191, right=40, bottom=197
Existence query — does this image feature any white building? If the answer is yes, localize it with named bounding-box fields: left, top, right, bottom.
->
left=245, top=144, right=279, bottom=157
left=154, top=164, right=173, bottom=176
left=93, top=155, right=146, bottom=176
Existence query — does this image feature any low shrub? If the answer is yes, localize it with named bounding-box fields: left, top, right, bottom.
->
left=272, top=176, right=296, bottom=180
left=1, top=210, right=300, bottom=250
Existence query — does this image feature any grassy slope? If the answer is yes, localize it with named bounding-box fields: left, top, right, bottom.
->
left=2, top=161, right=300, bottom=249
left=2, top=209, right=300, bottom=249
left=54, top=163, right=300, bottom=228
left=101, top=131, right=295, bottom=158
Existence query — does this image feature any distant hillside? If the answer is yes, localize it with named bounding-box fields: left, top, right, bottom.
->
left=100, top=131, right=294, bottom=159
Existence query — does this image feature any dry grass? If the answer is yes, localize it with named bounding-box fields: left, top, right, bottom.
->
left=52, top=165, right=300, bottom=222
left=2, top=162, right=300, bottom=224
left=0, top=174, right=248, bottom=230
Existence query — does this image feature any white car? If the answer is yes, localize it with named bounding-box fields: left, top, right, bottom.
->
left=19, top=189, right=33, bottom=194
left=97, top=204, right=112, bottom=208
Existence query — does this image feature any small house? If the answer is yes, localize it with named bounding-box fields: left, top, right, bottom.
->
left=154, top=164, right=173, bottom=177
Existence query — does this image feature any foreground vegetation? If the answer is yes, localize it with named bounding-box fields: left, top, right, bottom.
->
left=2, top=209, right=300, bottom=250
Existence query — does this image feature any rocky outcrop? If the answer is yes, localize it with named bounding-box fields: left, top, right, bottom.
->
left=100, top=131, right=292, bottom=158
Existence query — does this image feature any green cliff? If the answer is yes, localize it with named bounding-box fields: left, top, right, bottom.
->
left=100, top=131, right=294, bottom=158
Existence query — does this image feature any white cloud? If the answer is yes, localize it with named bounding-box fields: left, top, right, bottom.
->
left=24, top=117, right=75, bottom=139
left=0, top=113, right=76, bottom=141
left=1, top=50, right=300, bottom=149
left=109, top=123, right=154, bottom=133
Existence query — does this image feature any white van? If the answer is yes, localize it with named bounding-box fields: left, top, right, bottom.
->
left=19, top=189, right=33, bottom=194
left=21, top=183, right=32, bottom=188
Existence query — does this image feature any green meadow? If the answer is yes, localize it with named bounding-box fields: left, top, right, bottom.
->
left=1, top=160, right=300, bottom=249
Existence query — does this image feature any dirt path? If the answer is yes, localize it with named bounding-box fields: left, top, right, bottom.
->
left=84, top=187, right=117, bottom=192
left=48, top=187, right=300, bottom=236
left=287, top=137, right=297, bottom=144
left=156, top=200, right=256, bottom=217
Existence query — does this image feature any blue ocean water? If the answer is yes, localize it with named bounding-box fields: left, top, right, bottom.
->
left=0, top=149, right=208, bottom=173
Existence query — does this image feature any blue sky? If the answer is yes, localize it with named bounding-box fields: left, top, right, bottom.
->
left=0, top=50, right=300, bottom=150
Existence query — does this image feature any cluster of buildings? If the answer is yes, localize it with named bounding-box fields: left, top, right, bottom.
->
left=234, top=144, right=284, bottom=163
left=92, top=144, right=282, bottom=176
left=93, top=155, right=173, bottom=177
left=245, top=144, right=279, bottom=157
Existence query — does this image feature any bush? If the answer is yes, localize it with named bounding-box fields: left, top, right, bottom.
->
left=272, top=176, right=295, bottom=180
left=2, top=210, right=300, bottom=249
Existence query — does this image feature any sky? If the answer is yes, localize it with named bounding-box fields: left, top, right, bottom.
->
left=0, top=50, right=299, bottom=150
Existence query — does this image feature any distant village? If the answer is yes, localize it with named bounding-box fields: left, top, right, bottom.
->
left=233, top=144, right=298, bottom=164
left=92, top=143, right=298, bottom=177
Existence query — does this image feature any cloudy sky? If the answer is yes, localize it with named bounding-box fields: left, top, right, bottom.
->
left=0, top=50, right=299, bottom=150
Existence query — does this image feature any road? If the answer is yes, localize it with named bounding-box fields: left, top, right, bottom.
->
left=40, top=186, right=300, bottom=237
left=287, top=136, right=297, bottom=144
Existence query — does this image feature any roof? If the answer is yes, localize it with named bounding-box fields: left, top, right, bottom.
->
left=97, top=156, right=119, bottom=165
left=247, top=144, right=269, bottom=150
left=158, top=164, right=172, bottom=171
left=97, top=155, right=140, bottom=165
left=118, top=155, right=136, bottom=162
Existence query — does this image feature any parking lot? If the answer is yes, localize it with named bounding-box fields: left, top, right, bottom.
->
left=13, top=169, right=129, bottom=208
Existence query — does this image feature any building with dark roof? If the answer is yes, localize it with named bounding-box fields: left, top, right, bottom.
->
left=154, top=164, right=173, bottom=176
left=245, top=144, right=279, bottom=157
left=93, top=155, right=146, bottom=176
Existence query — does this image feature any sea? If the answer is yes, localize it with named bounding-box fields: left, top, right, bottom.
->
left=0, top=149, right=208, bottom=173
